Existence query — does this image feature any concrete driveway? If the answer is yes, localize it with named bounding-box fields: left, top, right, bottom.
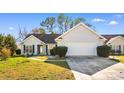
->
left=67, top=56, right=124, bottom=80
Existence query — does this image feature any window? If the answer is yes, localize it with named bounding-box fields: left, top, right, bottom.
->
left=29, top=46, right=32, bottom=53
left=119, top=45, right=121, bottom=51
left=116, top=45, right=119, bottom=51
left=26, top=46, right=28, bottom=53
left=24, top=45, right=34, bottom=54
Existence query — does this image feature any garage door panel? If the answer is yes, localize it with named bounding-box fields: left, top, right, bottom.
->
left=65, top=43, right=97, bottom=56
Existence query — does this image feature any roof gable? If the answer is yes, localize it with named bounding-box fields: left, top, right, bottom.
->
left=106, top=36, right=124, bottom=44
left=55, top=23, right=106, bottom=41
left=102, top=34, right=124, bottom=43
left=22, top=35, right=45, bottom=44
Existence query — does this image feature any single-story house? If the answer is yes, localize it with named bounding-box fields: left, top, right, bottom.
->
left=102, top=34, right=124, bottom=54
left=20, top=23, right=124, bottom=56
left=20, top=34, right=60, bottom=55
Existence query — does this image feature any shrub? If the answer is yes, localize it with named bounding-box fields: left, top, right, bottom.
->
left=50, top=47, right=57, bottom=56
left=110, top=50, right=115, bottom=54
left=56, top=46, right=68, bottom=57
left=0, top=47, right=11, bottom=60
left=97, top=45, right=111, bottom=57
left=50, top=49, right=55, bottom=56
left=16, top=49, right=21, bottom=55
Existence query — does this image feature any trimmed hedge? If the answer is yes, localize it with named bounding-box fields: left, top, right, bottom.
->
left=56, top=46, right=68, bottom=57
left=50, top=46, right=68, bottom=57
left=50, top=47, right=57, bottom=56
left=97, top=45, right=111, bottom=57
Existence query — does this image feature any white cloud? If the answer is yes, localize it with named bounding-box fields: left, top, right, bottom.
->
left=92, top=18, right=106, bottom=22
left=108, top=21, right=119, bottom=25
left=8, top=27, right=15, bottom=30
left=115, top=14, right=123, bottom=18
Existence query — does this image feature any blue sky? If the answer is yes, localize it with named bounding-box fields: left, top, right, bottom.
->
left=0, top=13, right=123, bottom=38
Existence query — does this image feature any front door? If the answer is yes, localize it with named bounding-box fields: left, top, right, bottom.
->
left=40, top=46, right=43, bottom=53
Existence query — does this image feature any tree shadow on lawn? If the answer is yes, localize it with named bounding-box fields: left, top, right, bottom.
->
left=45, top=56, right=119, bottom=76
left=45, top=60, right=71, bottom=70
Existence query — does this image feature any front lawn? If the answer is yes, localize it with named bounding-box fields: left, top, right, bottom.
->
left=0, top=57, right=74, bottom=80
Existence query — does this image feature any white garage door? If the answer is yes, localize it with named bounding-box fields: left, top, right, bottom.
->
left=65, top=42, right=97, bottom=56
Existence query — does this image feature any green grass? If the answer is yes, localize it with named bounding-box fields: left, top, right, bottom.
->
left=0, top=57, right=74, bottom=80
left=111, top=56, right=124, bottom=63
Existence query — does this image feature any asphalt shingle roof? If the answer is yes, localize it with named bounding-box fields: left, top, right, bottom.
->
left=24, top=34, right=124, bottom=44
left=102, top=34, right=124, bottom=41
left=25, top=34, right=61, bottom=44
left=102, top=34, right=124, bottom=39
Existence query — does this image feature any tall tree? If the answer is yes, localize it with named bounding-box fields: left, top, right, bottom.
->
left=57, top=14, right=91, bottom=33
left=57, top=13, right=65, bottom=33
left=64, top=16, right=72, bottom=32
left=32, top=27, right=46, bottom=34
left=40, top=13, right=93, bottom=34
left=4, top=34, right=17, bottom=56
left=0, top=34, right=4, bottom=49
left=73, top=17, right=86, bottom=26
left=40, top=17, right=55, bottom=34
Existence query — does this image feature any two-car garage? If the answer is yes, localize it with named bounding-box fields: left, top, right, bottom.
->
left=65, top=42, right=97, bottom=56
left=55, top=23, right=106, bottom=56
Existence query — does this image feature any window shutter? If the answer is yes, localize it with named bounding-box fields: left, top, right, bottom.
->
left=23, top=45, right=25, bottom=53
left=33, top=45, right=35, bottom=53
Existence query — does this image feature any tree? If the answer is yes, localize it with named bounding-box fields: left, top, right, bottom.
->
left=0, top=34, right=4, bottom=57
left=85, top=23, right=92, bottom=27
left=0, top=34, right=17, bottom=59
left=4, top=34, right=17, bottom=56
left=32, top=27, right=46, bottom=34
left=64, top=16, right=72, bottom=32
left=40, top=13, right=93, bottom=34
left=17, top=26, right=29, bottom=42
left=0, top=34, right=4, bottom=49
left=57, top=13, right=65, bottom=33
left=57, top=14, right=92, bottom=34
left=40, top=17, right=56, bottom=34
left=73, top=17, right=86, bottom=26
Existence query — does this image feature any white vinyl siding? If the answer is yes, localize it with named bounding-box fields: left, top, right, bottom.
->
left=111, top=44, right=124, bottom=54
left=57, top=24, right=104, bottom=56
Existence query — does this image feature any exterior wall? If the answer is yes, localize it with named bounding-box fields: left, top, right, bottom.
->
left=107, top=37, right=124, bottom=54
left=56, top=25, right=105, bottom=56
left=57, top=25, right=104, bottom=46
left=21, top=35, right=45, bottom=55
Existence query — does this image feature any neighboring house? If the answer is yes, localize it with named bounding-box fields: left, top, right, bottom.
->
left=21, top=23, right=124, bottom=56
left=102, top=35, right=124, bottom=54
left=21, top=34, right=60, bottom=55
